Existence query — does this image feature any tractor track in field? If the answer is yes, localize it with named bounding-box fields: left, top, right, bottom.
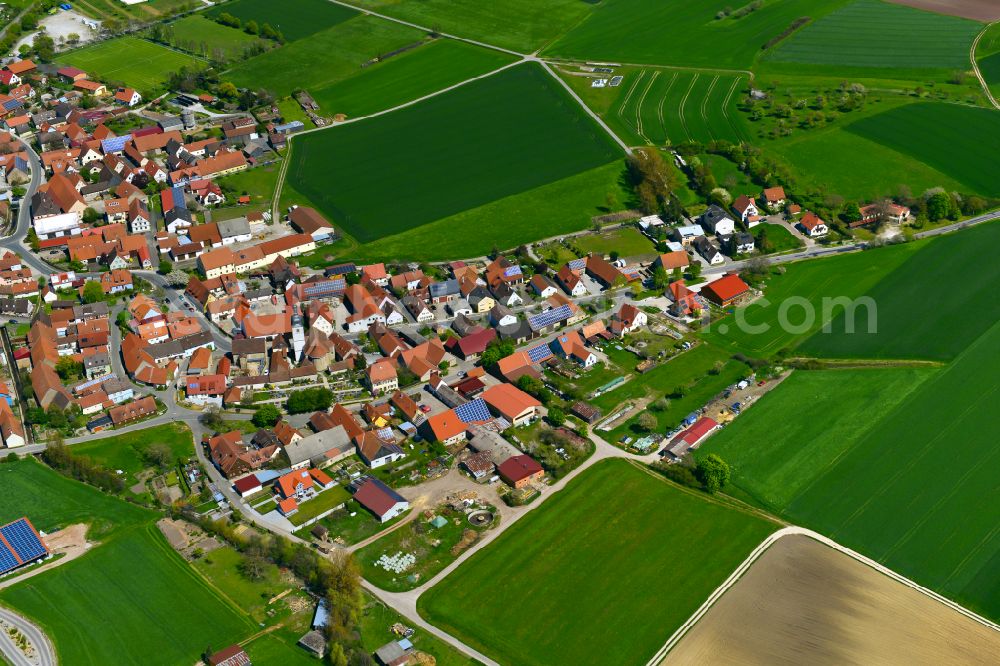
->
left=721, top=75, right=745, bottom=142
left=616, top=68, right=646, bottom=128
left=657, top=72, right=678, bottom=144
left=699, top=75, right=720, bottom=141
left=635, top=70, right=659, bottom=143
left=971, top=21, right=1000, bottom=110
left=677, top=73, right=699, bottom=142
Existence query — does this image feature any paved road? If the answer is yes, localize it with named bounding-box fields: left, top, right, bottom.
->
left=0, top=140, right=45, bottom=273
left=0, top=605, right=55, bottom=666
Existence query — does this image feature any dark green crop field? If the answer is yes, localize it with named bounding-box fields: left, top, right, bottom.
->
left=288, top=63, right=621, bottom=243
left=800, top=221, right=1000, bottom=360
left=311, top=39, right=516, bottom=117
left=546, top=0, right=850, bottom=69
left=846, top=103, right=1000, bottom=197
left=767, top=0, right=980, bottom=70
left=207, top=0, right=357, bottom=41
left=419, top=459, right=775, bottom=666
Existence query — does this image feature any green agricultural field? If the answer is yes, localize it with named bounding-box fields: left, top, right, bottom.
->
left=0, top=457, right=150, bottom=536
left=339, top=0, right=594, bottom=53
left=162, top=14, right=267, bottom=60
left=287, top=63, right=620, bottom=244
left=1, top=524, right=255, bottom=665
left=546, top=0, right=850, bottom=68
left=310, top=39, right=516, bottom=117
left=572, top=226, right=654, bottom=257
left=59, top=37, right=206, bottom=91
left=698, top=367, right=937, bottom=511
left=728, top=320, right=1000, bottom=621
left=767, top=0, right=979, bottom=70
left=298, top=160, right=631, bottom=263
left=71, top=423, right=194, bottom=487
left=420, top=459, right=776, bottom=666
left=769, top=122, right=968, bottom=200
left=801, top=221, right=1000, bottom=360
left=561, top=67, right=749, bottom=147
left=701, top=241, right=923, bottom=357
left=223, top=15, right=425, bottom=100
left=207, top=0, right=357, bottom=41
left=846, top=102, right=1000, bottom=197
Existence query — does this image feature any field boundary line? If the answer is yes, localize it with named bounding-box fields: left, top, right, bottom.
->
left=616, top=69, right=645, bottom=130
left=678, top=73, right=698, bottom=142
left=699, top=75, right=719, bottom=141
left=721, top=76, right=744, bottom=142
left=970, top=21, right=1000, bottom=110
left=327, top=0, right=526, bottom=57
left=544, top=58, right=754, bottom=79
left=646, top=527, right=1000, bottom=665
left=540, top=60, right=632, bottom=153
left=657, top=72, right=678, bottom=144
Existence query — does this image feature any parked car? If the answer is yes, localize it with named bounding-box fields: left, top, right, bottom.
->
left=419, top=404, right=431, bottom=413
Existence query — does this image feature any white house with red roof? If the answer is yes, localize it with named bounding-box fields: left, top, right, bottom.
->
left=798, top=212, right=829, bottom=237
left=353, top=477, right=408, bottom=523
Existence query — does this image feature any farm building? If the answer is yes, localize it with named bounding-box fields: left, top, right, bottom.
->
left=700, top=275, right=750, bottom=307
left=498, top=454, right=544, bottom=489
left=0, top=517, right=50, bottom=575
left=353, top=477, right=409, bottom=523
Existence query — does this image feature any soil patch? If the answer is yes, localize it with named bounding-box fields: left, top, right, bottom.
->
left=885, top=0, right=1000, bottom=21
left=662, top=535, right=1000, bottom=665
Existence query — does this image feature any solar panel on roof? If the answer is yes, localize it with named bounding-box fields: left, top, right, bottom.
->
left=100, top=134, right=131, bottom=154
left=172, top=186, right=187, bottom=209
left=528, top=304, right=572, bottom=331
left=0, top=543, right=18, bottom=574
left=376, top=426, right=394, bottom=441
left=567, top=258, right=586, bottom=271
left=1, top=520, right=46, bottom=563
left=303, top=279, right=344, bottom=297
left=526, top=344, right=553, bottom=363
left=503, top=265, right=522, bottom=278
left=454, top=398, right=491, bottom=424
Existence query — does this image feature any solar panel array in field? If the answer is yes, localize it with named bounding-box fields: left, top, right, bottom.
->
left=0, top=518, right=49, bottom=574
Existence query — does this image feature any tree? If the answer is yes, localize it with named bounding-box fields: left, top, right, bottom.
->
left=244, top=20, right=259, bottom=35
left=199, top=406, right=226, bottom=433
left=840, top=202, right=862, bottom=224
left=696, top=454, right=731, bottom=493
left=32, top=33, right=54, bottom=61
left=480, top=339, right=514, bottom=368
left=240, top=551, right=269, bottom=581
left=82, top=281, right=104, bottom=304
left=82, top=207, right=100, bottom=224
left=636, top=412, right=658, bottom=432
left=546, top=406, right=566, bottom=427
left=650, top=397, right=671, bottom=412
left=252, top=404, right=281, bottom=428
left=158, top=259, right=172, bottom=275
left=144, top=442, right=172, bottom=469
left=687, top=262, right=702, bottom=281
left=286, top=387, right=334, bottom=414
left=55, top=356, right=84, bottom=382
left=166, top=270, right=190, bottom=288
left=652, top=266, right=669, bottom=290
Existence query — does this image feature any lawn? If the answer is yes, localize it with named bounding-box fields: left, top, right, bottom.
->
left=545, top=0, right=850, bottom=69
left=223, top=16, right=425, bottom=100
left=419, top=459, right=776, bottom=666
left=287, top=63, right=621, bottom=244
left=287, top=485, right=352, bottom=526
left=339, top=0, right=594, bottom=53
left=0, top=524, right=255, bottom=665
left=800, top=220, right=1000, bottom=360
left=71, top=422, right=194, bottom=488
left=59, top=37, right=206, bottom=91
left=357, top=504, right=494, bottom=591
left=310, top=39, right=517, bottom=118
left=767, top=0, right=980, bottom=70
left=572, top=226, right=654, bottom=258
left=845, top=102, right=1000, bottom=197
left=207, top=0, right=358, bottom=41
left=697, top=367, right=937, bottom=510
left=317, top=499, right=407, bottom=545
left=217, top=163, right=280, bottom=204
left=193, top=545, right=284, bottom=621
left=754, top=223, right=804, bottom=254
left=700, top=240, right=923, bottom=357
left=0, top=457, right=150, bottom=537
left=244, top=629, right=320, bottom=665
left=161, top=14, right=267, bottom=60
left=561, top=67, right=750, bottom=147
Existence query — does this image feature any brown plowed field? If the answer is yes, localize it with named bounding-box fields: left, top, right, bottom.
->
left=886, top=0, right=1000, bottom=21
left=662, top=535, right=1000, bottom=665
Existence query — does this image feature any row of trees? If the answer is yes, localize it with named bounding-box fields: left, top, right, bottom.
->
left=214, top=12, right=285, bottom=42
left=654, top=454, right=731, bottom=494
left=42, top=439, right=127, bottom=494
left=286, top=387, right=334, bottom=414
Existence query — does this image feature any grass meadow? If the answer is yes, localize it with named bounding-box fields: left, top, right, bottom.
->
left=562, top=66, right=750, bottom=146
left=309, top=39, right=516, bottom=117
left=546, top=0, right=850, bottom=68
left=223, top=15, right=424, bottom=99
left=207, top=0, right=357, bottom=41
left=698, top=367, right=937, bottom=510
left=287, top=63, right=620, bottom=244
left=800, top=221, right=1000, bottom=360
left=846, top=102, right=1000, bottom=197
left=1, top=524, right=255, bottom=665
left=767, top=0, right=980, bottom=70
left=162, top=14, right=267, bottom=60
left=71, top=422, right=195, bottom=488
left=339, top=0, right=593, bottom=53
left=419, top=459, right=776, bottom=666
left=59, top=37, right=205, bottom=90
left=701, top=241, right=922, bottom=357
